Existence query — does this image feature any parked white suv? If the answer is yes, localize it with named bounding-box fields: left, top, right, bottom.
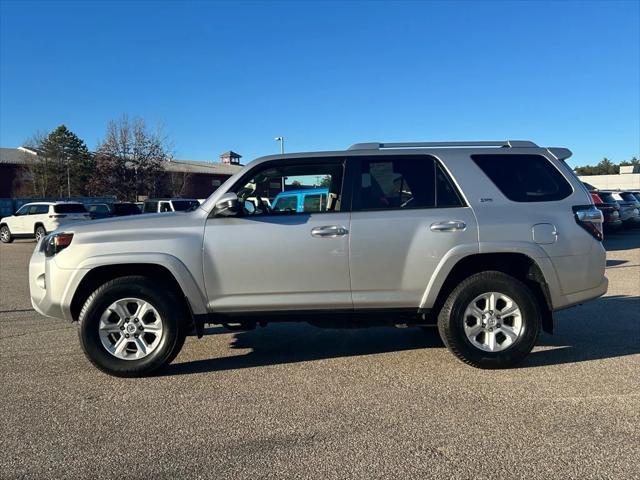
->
left=1, top=202, right=90, bottom=243
left=29, top=140, right=607, bottom=377
left=142, top=198, right=200, bottom=213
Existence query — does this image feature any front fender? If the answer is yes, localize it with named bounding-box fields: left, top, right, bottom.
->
left=65, top=252, right=208, bottom=316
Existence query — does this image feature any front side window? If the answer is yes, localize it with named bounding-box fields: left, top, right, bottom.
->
left=472, top=154, right=573, bottom=202
left=233, top=160, right=343, bottom=216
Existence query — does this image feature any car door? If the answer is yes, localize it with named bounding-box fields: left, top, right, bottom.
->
left=348, top=155, right=478, bottom=309
left=203, top=157, right=352, bottom=312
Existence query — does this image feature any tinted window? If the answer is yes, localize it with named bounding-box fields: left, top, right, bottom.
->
left=28, top=204, right=49, bottom=214
left=472, top=154, right=572, bottom=202
left=143, top=202, right=158, bottom=213
left=172, top=200, right=199, bottom=211
left=357, top=157, right=436, bottom=210
left=619, top=192, right=638, bottom=203
left=54, top=204, right=87, bottom=213
left=88, top=204, right=110, bottom=214
left=598, top=192, right=616, bottom=204
left=303, top=194, right=326, bottom=213
left=113, top=203, right=140, bottom=215
left=273, top=195, right=298, bottom=212
left=436, top=163, right=464, bottom=207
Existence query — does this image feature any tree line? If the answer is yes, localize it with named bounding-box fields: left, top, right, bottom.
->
left=574, top=157, right=639, bottom=176
left=13, top=116, right=189, bottom=201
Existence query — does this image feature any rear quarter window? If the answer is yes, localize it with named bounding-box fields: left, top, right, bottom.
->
left=472, top=154, right=573, bottom=202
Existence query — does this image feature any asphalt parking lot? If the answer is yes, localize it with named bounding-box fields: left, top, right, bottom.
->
left=1, top=232, right=639, bottom=480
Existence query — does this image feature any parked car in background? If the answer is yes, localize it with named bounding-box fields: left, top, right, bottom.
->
left=628, top=191, right=640, bottom=203
left=589, top=192, right=622, bottom=231
left=272, top=188, right=331, bottom=213
left=87, top=203, right=112, bottom=220
left=1, top=202, right=90, bottom=243
left=142, top=198, right=200, bottom=213
left=87, top=202, right=141, bottom=219
left=601, top=191, right=640, bottom=227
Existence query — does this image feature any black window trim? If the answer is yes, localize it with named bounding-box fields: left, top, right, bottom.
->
left=349, top=154, right=467, bottom=213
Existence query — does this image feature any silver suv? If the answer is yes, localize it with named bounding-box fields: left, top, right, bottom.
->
left=29, top=140, right=608, bottom=376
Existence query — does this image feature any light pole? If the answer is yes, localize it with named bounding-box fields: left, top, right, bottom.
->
left=274, top=136, right=284, bottom=154
left=275, top=136, right=285, bottom=191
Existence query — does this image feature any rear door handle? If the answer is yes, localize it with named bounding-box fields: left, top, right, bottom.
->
left=311, top=225, right=349, bottom=238
left=430, top=221, right=467, bottom=232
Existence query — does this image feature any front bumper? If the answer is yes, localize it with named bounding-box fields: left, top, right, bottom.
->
left=29, top=241, right=88, bottom=321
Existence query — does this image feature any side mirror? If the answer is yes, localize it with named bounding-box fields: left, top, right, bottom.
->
left=213, top=193, right=240, bottom=217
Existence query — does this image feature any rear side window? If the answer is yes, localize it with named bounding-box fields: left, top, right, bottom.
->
left=303, top=194, right=326, bottom=213
left=354, top=156, right=464, bottom=211
left=472, top=154, right=572, bottom=202
left=54, top=204, right=87, bottom=213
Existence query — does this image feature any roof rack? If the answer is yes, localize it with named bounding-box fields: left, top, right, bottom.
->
left=347, top=140, right=538, bottom=150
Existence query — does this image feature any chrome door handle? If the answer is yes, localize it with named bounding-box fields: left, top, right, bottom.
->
left=311, top=225, right=349, bottom=238
left=430, top=221, right=467, bottom=232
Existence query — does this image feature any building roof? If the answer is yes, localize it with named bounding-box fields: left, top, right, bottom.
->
left=220, top=150, right=241, bottom=158
left=0, top=147, right=37, bottom=165
left=165, top=158, right=242, bottom=175
left=0, top=147, right=243, bottom=175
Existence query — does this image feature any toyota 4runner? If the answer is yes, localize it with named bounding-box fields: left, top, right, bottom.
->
left=29, top=140, right=608, bottom=377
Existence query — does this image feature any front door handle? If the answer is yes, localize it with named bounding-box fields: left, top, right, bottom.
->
left=430, top=220, right=467, bottom=232
left=311, top=225, right=349, bottom=238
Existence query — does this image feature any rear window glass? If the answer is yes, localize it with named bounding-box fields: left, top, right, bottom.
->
left=143, top=202, right=158, bottom=213
left=472, top=154, right=573, bottom=202
left=619, top=192, right=638, bottom=202
left=54, top=204, right=87, bottom=213
left=113, top=204, right=139, bottom=215
left=172, top=200, right=199, bottom=211
left=88, top=204, right=110, bottom=214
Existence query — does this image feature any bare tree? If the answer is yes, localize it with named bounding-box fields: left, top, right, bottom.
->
left=90, top=115, right=172, bottom=201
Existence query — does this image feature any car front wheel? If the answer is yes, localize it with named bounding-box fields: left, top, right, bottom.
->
left=0, top=225, right=12, bottom=243
left=78, top=276, right=187, bottom=377
left=437, top=271, right=541, bottom=369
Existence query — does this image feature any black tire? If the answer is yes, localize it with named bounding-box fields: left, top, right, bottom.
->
left=78, top=276, right=187, bottom=377
left=0, top=225, right=13, bottom=243
left=437, top=271, right=541, bottom=369
left=34, top=225, right=46, bottom=242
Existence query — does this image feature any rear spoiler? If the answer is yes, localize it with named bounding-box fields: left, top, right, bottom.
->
left=547, top=147, right=572, bottom=162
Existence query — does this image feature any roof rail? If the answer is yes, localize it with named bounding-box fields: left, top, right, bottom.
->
left=347, top=140, right=538, bottom=150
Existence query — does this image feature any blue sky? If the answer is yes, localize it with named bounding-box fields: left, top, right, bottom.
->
left=1, top=0, right=638, bottom=167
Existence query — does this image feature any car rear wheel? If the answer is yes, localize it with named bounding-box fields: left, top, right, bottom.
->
left=0, top=225, right=12, bottom=243
left=437, top=271, right=541, bottom=369
left=78, top=276, right=187, bottom=377
left=34, top=225, right=46, bottom=242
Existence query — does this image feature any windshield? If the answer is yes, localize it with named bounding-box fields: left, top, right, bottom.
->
left=54, top=204, right=87, bottom=213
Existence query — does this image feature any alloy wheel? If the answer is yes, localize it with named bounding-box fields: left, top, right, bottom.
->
left=98, top=297, right=164, bottom=360
left=463, top=292, right=524, bottom=352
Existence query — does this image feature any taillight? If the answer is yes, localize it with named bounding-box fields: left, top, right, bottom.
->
left=573, top=206, right=603, bottom=241
left=590, top=193, right=603, bottom=204
left=44, top=232, right=74, bottom=257
left=49, top=214, right=67, bottom=219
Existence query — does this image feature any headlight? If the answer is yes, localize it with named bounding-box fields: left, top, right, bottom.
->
left=44, top=232, right=74, bottom=257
